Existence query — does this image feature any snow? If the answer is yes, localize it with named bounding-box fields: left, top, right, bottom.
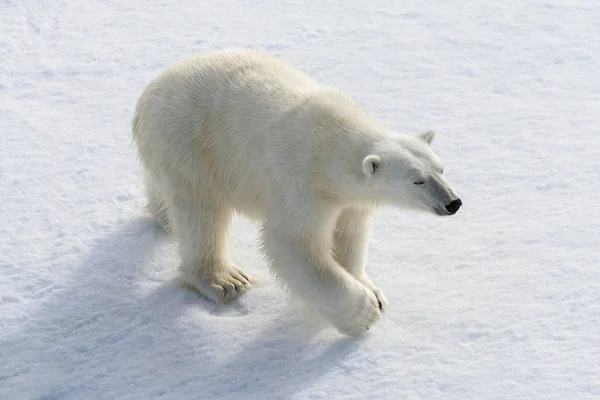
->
left=2, top=0, right=599, bottom=398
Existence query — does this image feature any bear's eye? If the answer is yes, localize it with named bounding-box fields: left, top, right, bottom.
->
left=371, top=160, right=380, bottom=173
left=414, top=181, right=425, bottom=185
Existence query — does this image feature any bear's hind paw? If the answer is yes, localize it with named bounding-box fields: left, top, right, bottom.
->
left=180, top=265, right=253, bottom=305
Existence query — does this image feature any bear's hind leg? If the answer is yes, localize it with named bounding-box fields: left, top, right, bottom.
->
left=143, top=172, right=171, bottom=233
left=333, top=207, right=388, bottom=311
left=168, top=190, right=252, bottom=304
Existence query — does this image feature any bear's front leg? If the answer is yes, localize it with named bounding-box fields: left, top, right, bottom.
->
left=263, top=206, right=382, bottom=336
left=333, top=207, right=388, bottom=311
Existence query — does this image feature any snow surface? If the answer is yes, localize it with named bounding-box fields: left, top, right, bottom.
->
left=2, top=0, right=599, bottom=399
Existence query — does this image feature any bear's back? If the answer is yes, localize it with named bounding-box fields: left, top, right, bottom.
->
left=161, top=49, right=318, bottom=110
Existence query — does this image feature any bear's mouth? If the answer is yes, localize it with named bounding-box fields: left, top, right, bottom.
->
left=433, top=206, right=452, bottom=216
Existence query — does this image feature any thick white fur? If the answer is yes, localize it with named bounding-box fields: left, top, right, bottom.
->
left=132, top=49, right=460, bottom=336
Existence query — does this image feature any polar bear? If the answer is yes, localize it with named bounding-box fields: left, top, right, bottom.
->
left=132, top=49, right=462, bottom=336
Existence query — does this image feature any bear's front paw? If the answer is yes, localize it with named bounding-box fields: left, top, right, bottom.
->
left=332, top=283, right=382, bottom=337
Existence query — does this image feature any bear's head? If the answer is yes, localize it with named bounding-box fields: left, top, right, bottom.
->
left=358, top=130, right=462, bottom=216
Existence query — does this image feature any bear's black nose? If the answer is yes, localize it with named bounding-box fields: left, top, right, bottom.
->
left=445, top=199, right=462, bottom=214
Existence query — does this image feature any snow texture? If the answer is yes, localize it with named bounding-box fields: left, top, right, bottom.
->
left=1, top=0, right=599, bottom=399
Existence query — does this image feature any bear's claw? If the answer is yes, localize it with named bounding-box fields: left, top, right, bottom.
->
left=371, top=287, right=388, bottom=312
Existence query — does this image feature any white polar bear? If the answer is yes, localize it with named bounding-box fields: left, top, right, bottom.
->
left=132, top=49, right=462, bottom=336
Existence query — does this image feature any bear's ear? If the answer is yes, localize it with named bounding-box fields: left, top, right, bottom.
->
left=419, top=130, right=436, bottom=145
left=362, top=154, right=381, bottom=176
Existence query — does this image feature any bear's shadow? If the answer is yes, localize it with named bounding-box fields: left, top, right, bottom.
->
left=5, top=216, right=362, bottom=399
left=199, top=312, right=364, bottom=399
